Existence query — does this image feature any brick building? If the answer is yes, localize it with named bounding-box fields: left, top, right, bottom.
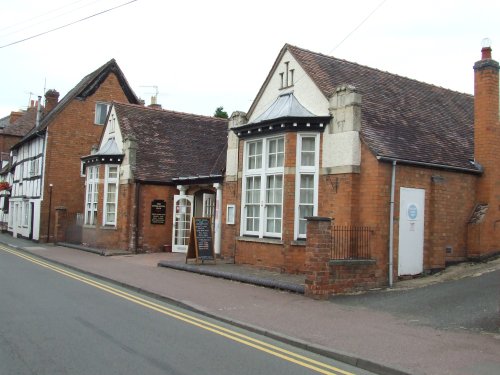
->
left=8, top=59, right=139, bottom=241
left=0, top=100, right=40, bottom=164
left=79, top=102, right=227, bottom=253
left=220, top=43, right=499, bottom=289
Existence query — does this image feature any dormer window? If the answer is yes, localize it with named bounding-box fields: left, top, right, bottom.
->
left=95, top=102, right=110, bottom=125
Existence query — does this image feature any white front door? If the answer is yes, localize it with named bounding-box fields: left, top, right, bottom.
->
left=398, top=187, right=425, bottom=276
left=172, top=195, right=194, bottom=253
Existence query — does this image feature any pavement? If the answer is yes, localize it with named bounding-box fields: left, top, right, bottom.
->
left=1, top=232, right=499, bottom=375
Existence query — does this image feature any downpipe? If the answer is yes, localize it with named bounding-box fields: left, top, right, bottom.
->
left=388, top=160, right=396, bottom=287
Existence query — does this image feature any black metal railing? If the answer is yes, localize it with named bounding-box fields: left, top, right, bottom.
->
left=331, top=226, right=373, bottom=260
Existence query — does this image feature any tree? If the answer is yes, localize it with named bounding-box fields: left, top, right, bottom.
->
left=214, top=106, right=228, bottom=119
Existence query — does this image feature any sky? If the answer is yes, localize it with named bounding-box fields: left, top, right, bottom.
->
left=1, top=0, right=499, bottom=118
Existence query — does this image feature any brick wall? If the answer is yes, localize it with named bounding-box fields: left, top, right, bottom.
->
left=137, top=184, right=176, bottom=253
left=40, top=72, right=132, bottom=242
left=220, top=127, right=479, bottom=283
left=82, top=181, right=178, bottom=253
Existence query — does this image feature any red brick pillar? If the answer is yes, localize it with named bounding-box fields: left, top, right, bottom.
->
left=304, top=217, right=333, bottom=299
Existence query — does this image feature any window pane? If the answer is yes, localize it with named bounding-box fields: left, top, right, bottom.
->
left=247, top=140, right=263, bottom=170
left=300, top=174, right=314, bottom=190
left=299, top=219, right=307, bottom=236
left=302, top=137, right=315, bottom=151
left=277, top=138, right=284, bottom=152
left=269, top=139, right=276, bottom=154
left=300, top=189, right=313, bottom=204
left=277, top=153, right=284, bottom=167
left=299, top=205, right=314, bottom=218
left=268, top=137, right=284, bottom=168
left=95, top=103, right=109, bottom=125
left=108, top=166, right=118, bottom=178
left=301, top=137, right=316, bottom=167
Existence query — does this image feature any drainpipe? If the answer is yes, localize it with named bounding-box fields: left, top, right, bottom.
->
left=388, top=160, right=397, bottom=287
left=213, top=182, right=222, bottom=255
left=133, top=182, right=141, bottom=253
left=47, top=183, right=53, bottom=242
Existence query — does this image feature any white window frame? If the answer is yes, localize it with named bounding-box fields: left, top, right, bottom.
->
left=294, top=133, right=320, bottom=240
left=241, top=136, right=284, bottom=239
left=30, top=159, right=39, bottom=177
left=23, top=201, right=29, bottom=227
left=84, top=166, right=99, bottom=225
left=16, top=203, right=21, bottom=227
left=95, top=102, right=110, bottom=125
left=226, top=204, right=235, bottom=225
left=103, top=164, right=119, bottom=226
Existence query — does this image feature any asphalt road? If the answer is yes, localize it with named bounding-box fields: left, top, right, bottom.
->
left=333, top=268, right=500, bottom=334
left=0, top=246, right=376, bottom=375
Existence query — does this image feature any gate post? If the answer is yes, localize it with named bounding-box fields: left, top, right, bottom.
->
left=304, top=216, right=333, bottom=299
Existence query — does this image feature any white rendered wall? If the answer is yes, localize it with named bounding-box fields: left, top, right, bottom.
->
left=249, top=50, right=329, bottom=122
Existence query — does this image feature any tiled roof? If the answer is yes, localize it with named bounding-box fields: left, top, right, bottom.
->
left=265, top=44, right=476, bottom=172
left=16, top=59, right=139, bottom=148
left=0, top=107, right=37, bottom=137
left=0, top=115, right=10, bottom=129
left=113, top=102, right=228, bottom=183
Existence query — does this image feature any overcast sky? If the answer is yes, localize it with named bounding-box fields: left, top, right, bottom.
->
left=1, top=0, right=499, bottom=118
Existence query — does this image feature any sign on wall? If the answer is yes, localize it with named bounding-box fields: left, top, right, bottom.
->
left=151, top=200, right=166, bottom=224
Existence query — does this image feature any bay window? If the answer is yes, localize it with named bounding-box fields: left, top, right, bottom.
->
left=103, top=165, right=119, bottom=226
left=84, top=166, right=99, bottom=225
left=295, top=134, right=319, bottom=239
left=242, top=136, right=284, bottom=238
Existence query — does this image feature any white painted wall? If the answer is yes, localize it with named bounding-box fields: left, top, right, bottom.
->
left=9, top=136, right=45, bottom=239
left=249, top=50, right=329, bottom=122
left=100, top=106, right=124, bottom=151
left=322, top=131, right=361, bottom=168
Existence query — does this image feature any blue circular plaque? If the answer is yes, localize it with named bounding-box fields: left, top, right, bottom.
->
left=407, top=204, right=418, bottom=220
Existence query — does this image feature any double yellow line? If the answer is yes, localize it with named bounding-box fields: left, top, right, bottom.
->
left=0, top=245, right=356, bottom=375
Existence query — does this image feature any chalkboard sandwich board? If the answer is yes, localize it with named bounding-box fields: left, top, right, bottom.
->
left=186, top=217, right=216, bottom=264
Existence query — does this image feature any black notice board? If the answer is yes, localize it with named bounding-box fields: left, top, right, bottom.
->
left=151, top=200, right=166, bottom=224
left=186, top=217, right=215, bottom=263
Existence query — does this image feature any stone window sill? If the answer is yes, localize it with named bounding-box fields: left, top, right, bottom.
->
left=237, top=236, right=283, bottom=245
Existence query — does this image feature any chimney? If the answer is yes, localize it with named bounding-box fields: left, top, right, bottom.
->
left=44, top=89, right=60, bottom=113
left=474, top=39, right=499, bottom=165
left=9, top=111, right=23, bottom=124
left=148, top=96, right=162, bottom=110
left=470, top=39, right=500, bottom=256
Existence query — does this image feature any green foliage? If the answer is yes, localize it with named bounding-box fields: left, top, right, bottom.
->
left=214, top=106, right=228, bottom=119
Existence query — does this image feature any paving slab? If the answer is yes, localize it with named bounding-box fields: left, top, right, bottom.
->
left=1, top=233, right=499, bottom=375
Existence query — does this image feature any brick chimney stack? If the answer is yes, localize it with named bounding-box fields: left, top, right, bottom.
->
left=474, top=40, right=499, bottom=175
left=470, top=39, right=500, bottom=257
left=44, top=89, right=60, bottom=113
left=148, top=96, right=162, bottom=110
left=9, top=111, right=23, bottom=124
